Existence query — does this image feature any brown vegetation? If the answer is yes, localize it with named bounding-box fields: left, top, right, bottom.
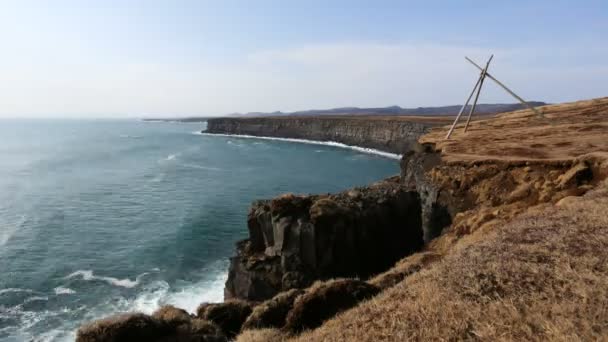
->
left=235, top=328, right=289, bottom=342
left=196, top=300, right=253, bottom=338
left=234, top=97, right=608, bottom=341
left=421, top=97, right=608, bottom=163
left=291, top=180, right=608, bottom=341
left=78, top=97, right=608, bottom=341
left=76, top=309, right=226, bottom=342
left=284, top=279, right=380, bottom=333
left=242, top=289, right=304, bottom=330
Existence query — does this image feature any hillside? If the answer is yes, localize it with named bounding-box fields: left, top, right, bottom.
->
left=239, top=97, right=608, bottom=341
left=230, top=102, right=547, bottom=118
left=143, top=102, right=546, bottom=122
left=76, top=97, right=608, bottom=342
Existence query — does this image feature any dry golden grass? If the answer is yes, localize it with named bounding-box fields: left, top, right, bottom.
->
left=229, top=98, right=608, bottom=341
left=287, top=180, right=608, bottom=341
left=235, top=328, right=289, bottom=342
left=421, top=97, right=608, bottom=163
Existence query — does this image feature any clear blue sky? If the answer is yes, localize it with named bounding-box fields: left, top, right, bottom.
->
left=0, top=0, right=606, bottom=117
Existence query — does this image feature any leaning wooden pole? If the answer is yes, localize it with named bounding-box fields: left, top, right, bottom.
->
left=445, top=71, right=484, bottom=139
left=464, top=55, right=493, bottom=132
left=465, top=57, right=543, bottom=118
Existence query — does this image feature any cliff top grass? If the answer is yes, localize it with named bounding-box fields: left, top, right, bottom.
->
left=288, top=179, right=608, bottom=341
left=235, top=96, right=608, bottom=342
left=421, top=97, right=608, bottom=163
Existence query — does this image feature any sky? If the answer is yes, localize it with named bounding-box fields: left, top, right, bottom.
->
left=0, top=0, right=606, bottom=118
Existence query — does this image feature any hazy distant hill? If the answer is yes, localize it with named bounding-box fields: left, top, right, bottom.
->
left=143, top=102, right=547, bottom=122
left=233, top=102, right=547, bottom=117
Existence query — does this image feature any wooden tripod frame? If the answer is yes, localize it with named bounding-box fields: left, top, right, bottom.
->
left=445, top=56, right=542, bottom=140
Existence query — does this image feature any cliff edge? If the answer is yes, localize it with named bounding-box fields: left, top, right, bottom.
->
left=204, top=116, right=451, bottom=154
left=76, top=97, right=608, bottom=342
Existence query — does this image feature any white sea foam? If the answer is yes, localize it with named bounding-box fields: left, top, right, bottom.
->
left=164, top=269, right=227, bottom=313
left=109, top=261, right=228, bottom=315
left=4, top=266, right=226, bottom=341
left=165, top=153, right=179, bottom=161
left=0, top=288, right=36, bottom=295
left=22, top=296, right=49, bottom=304
left=54, top=287, right=76, bottom=295
left=64, top=270, right=148, bottom=288
left=199, top=133, right=401, bottom=159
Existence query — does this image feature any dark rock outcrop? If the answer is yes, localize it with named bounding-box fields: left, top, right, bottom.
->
left=196, top=300, right=253, bottom=338
left=205, top=116, right=440, bottom=154
left=76, top=311, right=227, bottom=342
left=76, top=313, right=171, bottom=342
left=400, top=145, right=454, bottom=242
left=152, top=305, right=192, bottom=326
left=284, top=279, right=380, bottom=333
left=224, top=177, right=423, bottom=301
left=242, top=288, right=304, bottom=330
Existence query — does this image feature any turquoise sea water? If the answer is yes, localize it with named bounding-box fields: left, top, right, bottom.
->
left=0, top=119, right=398, bottom=341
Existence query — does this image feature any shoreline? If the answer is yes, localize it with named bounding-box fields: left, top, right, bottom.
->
left=196, top=131, right=402, bottom=160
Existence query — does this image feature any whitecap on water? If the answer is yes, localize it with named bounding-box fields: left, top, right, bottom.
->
left=64, top=270, right=148, bottom=288
left=0, top=288, right=35, bottom=295
left=158, top=152, right=181, bottom=163
left=3, top=265, right=226, bottom=341
left=163, top=268, right=227, bottom=313
left=130, top=266, right=227, bottom=314
left=21, top=296, right=49, bottom=304
left=54, top=287, right=76, bottom=295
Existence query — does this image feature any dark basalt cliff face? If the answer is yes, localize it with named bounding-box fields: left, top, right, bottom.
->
left=205, top=117, right=441, bottom=154
left=224, top=178, right=424, bottom=301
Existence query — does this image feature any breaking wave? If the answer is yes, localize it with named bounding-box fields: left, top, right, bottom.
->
left=0, top=287, right=36, bottom=295
left=54, top=287, right=76, bottom=295
left=64, top=270, right=150, bottom=289
left=199, top=133, right=401, bottom=159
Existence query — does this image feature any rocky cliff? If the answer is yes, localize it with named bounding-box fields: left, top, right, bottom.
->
left=77, top=98, right=608, bottom=342
left=225, top=178, right=423, bottom=301
left=205, top=116, right=448, bottom=154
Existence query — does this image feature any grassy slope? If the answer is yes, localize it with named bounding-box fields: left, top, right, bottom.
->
left=291, top=181, right=608, bottom=341
left=237, top=97, right=608, bottom=341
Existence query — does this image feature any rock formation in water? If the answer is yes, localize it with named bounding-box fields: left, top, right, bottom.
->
left=205, top=116, right=444, bottom=154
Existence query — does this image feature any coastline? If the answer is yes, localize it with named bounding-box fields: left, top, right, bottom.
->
left=197, top=132, right=402, bottom=160
left=76, top=97, right=608, bottom=342
left=203, top=115, right=441, bottom=154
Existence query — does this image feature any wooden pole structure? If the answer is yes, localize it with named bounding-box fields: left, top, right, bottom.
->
left=444, top=69, right=484, bottom=139
left=464, top=55, right=493, bottom=132
left=465, top=57, right=543, bottom=118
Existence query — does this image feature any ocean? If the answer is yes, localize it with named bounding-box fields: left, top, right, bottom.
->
left=0, top=119, right=399, bottom=341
